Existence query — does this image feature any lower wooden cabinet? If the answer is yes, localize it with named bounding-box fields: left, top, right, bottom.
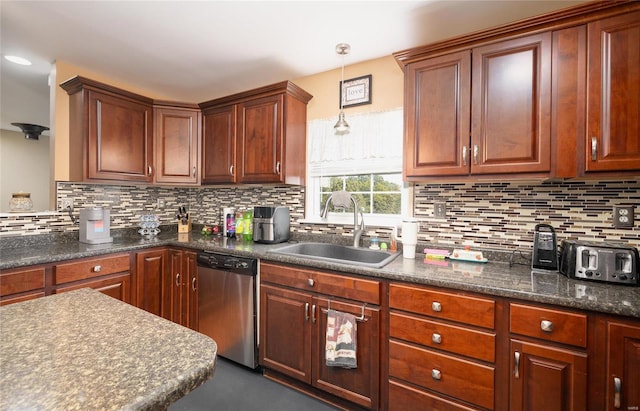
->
left=0, top=266, right=46, bottom=306
left=509, top=339, right=587, bottom=411
left=52, top=253, right=132, bottom=303
left=603, top=319, right=640, bottom=411
left=260, top=262, right=381, bottom=410
left=136, top=247, right=198, bottom=329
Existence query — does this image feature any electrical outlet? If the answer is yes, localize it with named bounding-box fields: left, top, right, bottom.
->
left=613, top=206, right=634, bottom=228
left=434, top=202, right=447, bottom=219
left=60, top=199, right=73, bottom=211
left=157, top=198, right=166, bottom=208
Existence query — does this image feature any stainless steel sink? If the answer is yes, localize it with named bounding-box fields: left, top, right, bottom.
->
left=267, top=242, right=399, bottom=268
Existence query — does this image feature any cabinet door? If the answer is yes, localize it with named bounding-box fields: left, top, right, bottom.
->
left=87, top=90, right=153, bottom=182
left=154, top=107, right=201, bottom=184
left=260, top=284, right=312, bottom=384
left=135, top=249, right=170, bottom=319
left=606, top=321, right=640, bottom=411
left=510, top=339, right=587, bottom=411
left=313, top=298, right=380, bottom=410
left=471, top=32, right=552, bottom=174
left=404, top=50, right=471, bottom=177
left=168, top=249, right=185, bottom=325
left=185, top=251, right=198, bottom=331
left=236, top=94, right=284, bottom=183
left=586, top=11, right=640, bottom=172
left=202, top=105, right=236, bottom=183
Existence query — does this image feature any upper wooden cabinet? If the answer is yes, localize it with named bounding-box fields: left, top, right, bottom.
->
left=153, top=104, right=201, bottom=185
left=200, top=81, right=312, bottom=185
left=61, top=76, right=154, bottom=183
left=403, top=33, right=551, bottom=179
left=396, top=1, right=640, bottom=181
left=586, top=10, right=640, bottom=173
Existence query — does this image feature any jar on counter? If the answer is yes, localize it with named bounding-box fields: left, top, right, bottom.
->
left=9, top=192, right=33, bottom=212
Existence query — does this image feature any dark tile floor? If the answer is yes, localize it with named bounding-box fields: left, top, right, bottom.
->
left=170, top=358, right=340, bottom=411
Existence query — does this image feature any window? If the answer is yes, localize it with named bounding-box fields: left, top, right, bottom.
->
left=305, top=109, right=409, bottom=227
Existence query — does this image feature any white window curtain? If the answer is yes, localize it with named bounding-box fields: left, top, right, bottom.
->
left=308, top=108, right=403, bottom=177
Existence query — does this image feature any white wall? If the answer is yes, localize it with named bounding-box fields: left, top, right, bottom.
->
left=0, top=129, right=51, bottom=212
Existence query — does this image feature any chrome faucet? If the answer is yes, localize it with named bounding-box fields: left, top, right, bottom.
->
left=321, top=191, right=365, bottom=248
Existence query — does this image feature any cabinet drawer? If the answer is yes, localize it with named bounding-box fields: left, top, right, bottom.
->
left=510, top=303, right=587, bottom=348
left=389, top=340, right=494, bottom=410
left=389, top=380, right=477, bottom=411
left=390, top=312, right=495, bottom=363
left=260, top=262, right=380, bottom=305
left=390, top=283, right=495, bottom=329
left=54, top=254, right=130, bottom=285
left=0, top=267, right=45, bottom=296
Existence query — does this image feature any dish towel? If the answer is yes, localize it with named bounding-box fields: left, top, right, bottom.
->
left=325, top=309, right=357, bottom=368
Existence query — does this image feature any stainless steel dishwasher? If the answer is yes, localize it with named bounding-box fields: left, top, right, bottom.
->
left=197, top=251, right=258, bottom=369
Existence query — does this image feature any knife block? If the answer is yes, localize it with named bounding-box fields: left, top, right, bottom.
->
left=178, top=219, right=191, bottom=233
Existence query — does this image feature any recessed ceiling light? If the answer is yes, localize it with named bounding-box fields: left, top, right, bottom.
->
left=4, top=55, right=32, bottom=66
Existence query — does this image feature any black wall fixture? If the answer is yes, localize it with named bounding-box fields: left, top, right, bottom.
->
left=11, top=123, right=49, bottom=140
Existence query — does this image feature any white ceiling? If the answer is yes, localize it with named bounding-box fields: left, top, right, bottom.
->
left=1, top=0, right=588, bottom=133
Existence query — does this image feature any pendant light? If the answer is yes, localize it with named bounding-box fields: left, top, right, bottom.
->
left=334, top=43, right=351, bottom=135
left=11, top=123, right=49, bottom=140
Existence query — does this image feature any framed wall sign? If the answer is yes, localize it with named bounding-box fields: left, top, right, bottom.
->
left=339, top=74, right=372, bottom=108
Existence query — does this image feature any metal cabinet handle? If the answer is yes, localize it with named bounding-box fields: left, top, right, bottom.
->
left=431, top=369, right=442, bottom=380
left=191, top=277, right=197, bottom=292
left=276, top=161, right=281, bottom=175
left=473, top=144, right=479, bottom=165
left=432, top=301, right=442, bottom=312
left=175, top=273, right=180, bottom=287
left=93, top=265, right=102, bottom=272
left=514, top=351, right=520, bottom=379
left=304, top=303, right=309, bottom=322
left=541, top=320, right=554, bottom=333
left=192, top=166, right=196, bottom=177
left=229, top=165, right=234, bottom=176
left=462, top=146, right=468, bottom=166
left=307, top=278, right=315, bottom=287
left=148, top=165, right=153, bottom=176
left=432, top=333, right=442, bottom=344
left=312, top=304, right=316, bottom=323
left=614, top=377, right=621, bottom=408
left=591, top=137, right=598, bottom=161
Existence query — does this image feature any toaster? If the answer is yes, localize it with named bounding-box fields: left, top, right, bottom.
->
left=559, top=240, right=639, bottom=286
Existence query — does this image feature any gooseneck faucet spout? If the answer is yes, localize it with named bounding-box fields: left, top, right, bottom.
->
left=320, top=191, right=366, bottom=248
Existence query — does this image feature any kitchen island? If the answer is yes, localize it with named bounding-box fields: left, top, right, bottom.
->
left=0, top=288, right=217, bottom=411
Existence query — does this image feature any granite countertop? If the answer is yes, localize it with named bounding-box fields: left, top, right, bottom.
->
left=1, top=231, right=639, bottom=318
left=0, top=288, right=217, bottom=411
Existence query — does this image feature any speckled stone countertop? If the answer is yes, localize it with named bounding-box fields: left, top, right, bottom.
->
left=0, top=288, right=217, bottom=411
left=1, top=231, right=638, bottom=318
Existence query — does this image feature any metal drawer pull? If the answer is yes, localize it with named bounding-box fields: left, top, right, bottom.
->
left=304, top=303, right=309, bottom=322
left=514, top=351, right=520, bottom=379
left=540, top=320, right=554, bottom=333
left=191, top=277, right=197, bottom=291
left=148, top=165, right=153, bottom=176
left=229, top=165, right=234, bottom=176
left=276, top=161, right=281, bottom=175
left=307, top=278, right=315, bottom=287
left=473, top=144, right=479, bottom=164
left=93, top=265, right=102, bottom=272
left=431, top=369, right=442, bottom=380
left=432, top=333, right=442, bottom=344
left=175, top=273, right=180, bottom=287
left=192, top=166, right=196, bottom=177
left=462, top=146, right=468, bottom=166
left=312, top=304, right=316, bottom=323
left=432, top=302, right=442, bottom=312
left=614, top=377, right=621, bottom=408
left=591, top=137, right=597, bottom=161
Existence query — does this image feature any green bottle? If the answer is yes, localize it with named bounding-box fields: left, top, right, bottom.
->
left=243, top=209, right=253, bottom=242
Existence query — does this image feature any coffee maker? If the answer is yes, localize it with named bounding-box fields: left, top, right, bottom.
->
left=532, top=223, right=558, bottom=270
left=253, top=206, right=290, bottom=244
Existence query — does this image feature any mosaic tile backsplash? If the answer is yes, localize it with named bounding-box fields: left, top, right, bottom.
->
left=0, top=180, right=638, bottom=251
